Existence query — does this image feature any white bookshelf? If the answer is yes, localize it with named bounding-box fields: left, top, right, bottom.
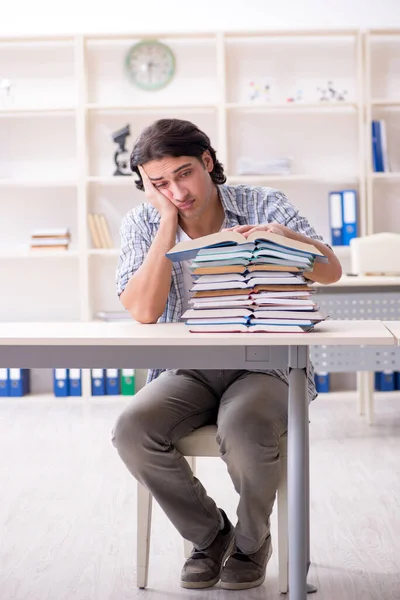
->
left=365, top=30, right=400, bottom=235
left=1, top=29, right=397, bottom=398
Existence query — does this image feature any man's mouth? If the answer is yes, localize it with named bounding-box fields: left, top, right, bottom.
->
left=178, top=199, right=195, bottom=210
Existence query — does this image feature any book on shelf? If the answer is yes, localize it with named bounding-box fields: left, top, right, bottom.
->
left=166, top=230, right=328, bottom=334
left=30, top=228, right=70, bottom=251
left=88, top=213, right=114, bottom=249
left=371, top=120, right=390, bottom=173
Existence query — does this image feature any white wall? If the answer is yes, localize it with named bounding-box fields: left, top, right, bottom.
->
left=2, top=0, right=400, bottom=37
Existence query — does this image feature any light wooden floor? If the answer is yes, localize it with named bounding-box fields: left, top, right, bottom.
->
left=1, top=395, right=400, bottom=600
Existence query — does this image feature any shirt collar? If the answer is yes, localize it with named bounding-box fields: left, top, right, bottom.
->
left=148, top=183, right=246, bottom=224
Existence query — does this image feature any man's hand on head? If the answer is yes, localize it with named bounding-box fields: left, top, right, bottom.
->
left=139, top=165, right=178, bottom=221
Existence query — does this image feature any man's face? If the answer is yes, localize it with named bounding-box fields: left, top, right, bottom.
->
left=143, top=152, right=215, bottom=220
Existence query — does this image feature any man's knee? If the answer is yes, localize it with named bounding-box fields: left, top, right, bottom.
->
left=217, top=410, right=286, bottom=458
left=112, top=401, right=159, bottom=455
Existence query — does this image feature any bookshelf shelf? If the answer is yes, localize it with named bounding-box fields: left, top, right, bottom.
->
left=88, top=249, right=119, bottom=256
left=225, top=102, right=358, bottom=113
left=0, top=179, right=77, bottom=188
left=226, top=175, right=359, bottom=185
left=0, top=249, right=80, bottom=259
left=365, top=29, right=400, bottom=234
left=86, top=103, right=217, bottom=113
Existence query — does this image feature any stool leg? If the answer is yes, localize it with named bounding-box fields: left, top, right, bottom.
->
left=356, top=371, right=366, bottom=416
left=365, top=372, right=374, bottom=425
left=137, top=482, right=152, bottom=588
left=183, top=456, right=197, bottom=558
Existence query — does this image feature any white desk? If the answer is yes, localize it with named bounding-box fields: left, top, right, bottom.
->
left=0, top=320, right=394, bottom=600
left=383, top=321, right=400, bottom=345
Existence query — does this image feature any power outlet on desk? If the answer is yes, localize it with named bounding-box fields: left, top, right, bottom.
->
left=246, top=347, right=270, bottom=362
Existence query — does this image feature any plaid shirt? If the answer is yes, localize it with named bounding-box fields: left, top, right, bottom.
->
left=116, top=183, right=330, bottom=401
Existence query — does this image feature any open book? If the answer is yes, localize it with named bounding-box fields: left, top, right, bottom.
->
left=166, top=230, right=327, bottom=262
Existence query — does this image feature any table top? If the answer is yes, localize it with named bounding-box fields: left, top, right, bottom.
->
left=383, top=321, right=400, bottom=345
left=315, top=275, right=400, bottom=288
left=0, top=320, right=394, bottom=347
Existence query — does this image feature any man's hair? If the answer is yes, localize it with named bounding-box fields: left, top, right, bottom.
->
left=130, top=118, right=226, bottom=191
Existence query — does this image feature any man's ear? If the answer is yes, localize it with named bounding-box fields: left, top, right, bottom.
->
left=202, top=150, right=214, bottom=173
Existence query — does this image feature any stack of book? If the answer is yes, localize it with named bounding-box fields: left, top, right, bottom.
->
left=30, top=228, right=70, bottom=251
left=166, top=230, right=328, bottom=333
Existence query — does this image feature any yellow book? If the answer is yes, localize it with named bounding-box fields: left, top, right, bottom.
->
left=88, top=213, right=102, bottom=249
left=99, top=214, right=114, bottom=249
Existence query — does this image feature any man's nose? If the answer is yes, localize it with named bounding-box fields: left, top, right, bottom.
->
left=171, top=182, right=189, bottom=201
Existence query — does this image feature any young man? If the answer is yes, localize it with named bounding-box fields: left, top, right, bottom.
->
left=112, top=118, right=341, bottom=590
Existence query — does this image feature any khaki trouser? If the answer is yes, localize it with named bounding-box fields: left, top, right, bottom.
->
left=112, top=369, right=288, bottom=554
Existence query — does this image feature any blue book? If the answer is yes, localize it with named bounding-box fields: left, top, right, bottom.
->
left=314, top=372, right=330, bottom=393
left=328, top=192, right=343, bottom=246
left=9, top=369, right=30, bottom=397
left=91, top=368, right=106, bottom=396
left=106, top=368, right=120, bottom=395
left=372, top=120, right=384, bottom=172
left=380, top=371, right=395, bottom=392
left=0, top=368, right=9, bottom=396
left=341, top=190, right=358, bottom=246
left=69, top=368, right=82, bottom=396
left=53, top=368, right=69, bottom=397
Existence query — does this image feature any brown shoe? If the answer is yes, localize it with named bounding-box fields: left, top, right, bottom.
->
left=220, top=535, right=272, bottom=590
left=180, top=509, right=235, bottom=589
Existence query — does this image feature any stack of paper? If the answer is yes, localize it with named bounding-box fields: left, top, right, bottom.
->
left=166, top=230, right=328, bottom=333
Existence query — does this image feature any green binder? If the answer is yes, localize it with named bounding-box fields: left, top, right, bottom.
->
left=120, top=369, right=135, bottom=395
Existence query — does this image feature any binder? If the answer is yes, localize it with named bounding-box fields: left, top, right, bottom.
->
left=380, top=119, right=389, bottom=172
left=395, top=372, right=400, bottom=391
left=120, top=369, right=135, bottom=395
left=0, top=368, right=9, bottom=396
left=69, top=368, right=82, bottom=396
left=9, top=368, right=30, bottom=397
left=374, top=372, right=382, bottom=391
left=380, top=370, right=395, bottom=392
left=341, top=190, right=358, bottom=246
left=91, top=368, right=106, bottom=395
left=53, top=368, right=69, bottom=397
left=314, top=372, right=330, bottom=393
left=371, top=120, right=384, bottom=172
left=106, top=368, right=120, bottom=395
left=328, top=192, right=343, bottom=246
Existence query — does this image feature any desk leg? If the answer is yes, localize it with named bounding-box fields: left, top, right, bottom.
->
left=288, top=346, right=309, bottom=600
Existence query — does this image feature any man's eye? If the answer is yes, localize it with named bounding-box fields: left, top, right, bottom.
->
left=155, top=183, right=167, bottom=189
left=180, top=171, right=191, bottom=178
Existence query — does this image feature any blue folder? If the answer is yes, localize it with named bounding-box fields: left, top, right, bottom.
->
left=106, top=369, right=120, bottom=395
left=314, top=372, right=330, bottom=393
left=9, top=369, right=30, bottom=397
left=0, top=368, right=9, bottom=396
left=328, top=192, right=343, bottom=246
left=91, top=369, right=106, bottom=396
left=341, top=190, right=358, bottom=246
left=69, top=368, right=82, bottom=396
left=53, top=368, right=69, bottom=397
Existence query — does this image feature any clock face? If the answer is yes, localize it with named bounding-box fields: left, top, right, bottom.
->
left=125, top=40, right=176, bottom=91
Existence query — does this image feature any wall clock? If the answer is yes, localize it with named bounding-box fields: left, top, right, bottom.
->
left=125, top=40, right=176, bottom=91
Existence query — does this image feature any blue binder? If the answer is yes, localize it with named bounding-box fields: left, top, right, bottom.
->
left=328, top=192, right=343, bottom=246
left=0, top=368, right=9, bottom=396
left=53, top=368, right=69, bottom=397
left=374, top=372, right=382, bottom=391
left=91, top=369, right=106, bottom=396
left=380, top=371, right=395, bottom=392
left=372, top=120, right=384, bottom=172
left=69, top=368, right=82, bottom=396
left=395, top=372, right=400, bottom=391
left=106, top=368, right=120, bottom=395
left=341, top=190, right=358, bottom=246
left=314, top=372, right=330, bottom=393
left=9, top=369, right=30, bottom=397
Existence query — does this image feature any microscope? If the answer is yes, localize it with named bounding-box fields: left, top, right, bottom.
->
left=112, top=124, right=132, bottom=176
